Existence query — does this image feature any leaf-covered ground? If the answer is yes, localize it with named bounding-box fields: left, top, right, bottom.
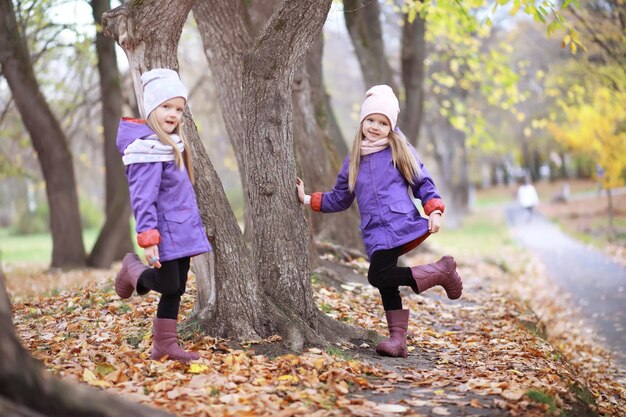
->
left=6, top=248, right=625, bottom=417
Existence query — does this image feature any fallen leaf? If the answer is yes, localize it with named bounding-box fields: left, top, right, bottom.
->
left=188, top=363, right=210, bottom=374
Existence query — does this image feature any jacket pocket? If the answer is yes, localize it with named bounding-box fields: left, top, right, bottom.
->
left=388, top=201, right=415, bottom=214
left=162, top=209, right=194, bottom=248
left=164, top=209, right=192, bottom=224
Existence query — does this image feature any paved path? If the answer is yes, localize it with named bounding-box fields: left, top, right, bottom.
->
left=505, top=204, right=626, bottom=374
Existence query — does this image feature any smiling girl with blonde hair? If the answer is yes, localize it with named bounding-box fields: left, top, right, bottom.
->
left=297, top=85, right=462, bottom=358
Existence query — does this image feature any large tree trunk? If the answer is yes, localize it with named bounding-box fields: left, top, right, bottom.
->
left=0, top=267, right=175, bottom=416
left=194, top=1, right=362, bottom=252
left=0, top=0, right=86, bottom=268
left=103, top=1, right=374, bottom=348
left=242, top=0, right=370, bottom=348
left=307, top=35, right=348, bottom=156
left=292, top=54, right=362, bottom=251
left=399, top=9, right=426, bottom=146
left=192, top=0, right=255, bottom=244
left=343, top=0, right=396, bottom=89
left=87, top=0, right=133, bottom=268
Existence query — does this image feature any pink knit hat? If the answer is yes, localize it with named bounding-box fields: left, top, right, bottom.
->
left=359, top=85, right=400, bottom=130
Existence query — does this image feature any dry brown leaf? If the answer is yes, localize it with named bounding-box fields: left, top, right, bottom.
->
left=432, top=406, right=451, bottom=415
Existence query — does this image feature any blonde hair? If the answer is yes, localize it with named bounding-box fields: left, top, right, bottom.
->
left=146, top=112, right=195, bottom=183
left=348, top=125, right=421, bottom=192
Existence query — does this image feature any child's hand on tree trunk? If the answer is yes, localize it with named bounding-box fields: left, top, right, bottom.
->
left=296, top=177, right=306, bottom=204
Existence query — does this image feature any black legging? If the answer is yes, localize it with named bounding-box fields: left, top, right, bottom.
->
left=136, top=257, right=190, bottom=319
left=368, top=247, right=414, bottom=311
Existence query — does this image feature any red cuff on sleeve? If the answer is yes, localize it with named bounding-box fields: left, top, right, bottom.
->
left=423, top=198, right=445, bottom=216
left=310, top=192, right=323, bottom=212
left=137, top=229, right=160, bottom=248
left=122, top=117, right=146, bottom=124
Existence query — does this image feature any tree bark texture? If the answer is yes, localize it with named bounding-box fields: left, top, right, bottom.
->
left=242, top=0, right=374, bottom=347
left=0, top=267, right=175, bottom=416
left=399, top=11, right=426, bottom=146
left=194, top=1, right=362, bottom=252
left=0, top=0, right=86, bottom=268
left=343, top=0, right=396, bottom=90
left=192, top=0, right=256, bottom=244
left=242, top=0, right=330, bottom=305
left=306, top=35, right=348, bottom=157
left=292, top=56, right=363, bottom=252
left=88, top=0, right=133, bottom=268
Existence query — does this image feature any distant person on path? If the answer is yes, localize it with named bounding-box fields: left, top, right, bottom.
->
left=114, top=69, right=211, bottom=362
left=296, top=85, right=462, bottom=358
left=517, top=175, right=539, bottom=222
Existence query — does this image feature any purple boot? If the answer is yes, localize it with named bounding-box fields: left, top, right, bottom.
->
left=410, top=256, right=463, bottom=299
left=376, top=309, right=409, bottom=358
left=151, top=318, right=200, bottom=363
left=114, top=253, right=148, bottom=299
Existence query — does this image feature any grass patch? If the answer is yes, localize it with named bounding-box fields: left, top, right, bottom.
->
left=0, top=228, right=100, bottom=264
left=428, top=210, right=519, bottom=259
left=526, top=389, right=558, bottom=414
left=326, top=346, right=351, bottom=360
left=125, top=330, right=148, bottom=348
left=178, top=319, right=204, bottom=341
left=567, top=382, right=596, bottom=407
left=319, top=302, right=333, bottom=314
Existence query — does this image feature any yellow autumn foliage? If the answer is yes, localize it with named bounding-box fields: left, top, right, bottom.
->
left=548, top=87, right=626, bottom=189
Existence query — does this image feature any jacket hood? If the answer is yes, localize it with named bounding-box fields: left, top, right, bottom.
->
left=116, top=117, right=155, bottom=154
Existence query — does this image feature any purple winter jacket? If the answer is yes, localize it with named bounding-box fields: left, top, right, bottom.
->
left=116, top=118, right=211, bottom=262
left=311, top=146, right=444, bottom=258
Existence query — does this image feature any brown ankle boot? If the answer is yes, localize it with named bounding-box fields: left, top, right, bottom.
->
left=410, top=256, right=463, bottom=299
left=376, top=309, right=409, bottom=358
left=114, top=253, right=148, bottom=299
left=151, top=318, right=199, bottom=363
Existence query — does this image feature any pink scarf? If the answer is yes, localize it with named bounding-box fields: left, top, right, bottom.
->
left=360, top=137, right=390, bottom=156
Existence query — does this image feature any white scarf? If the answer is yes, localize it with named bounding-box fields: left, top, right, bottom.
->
left=122, top=134, right=185, bottom=166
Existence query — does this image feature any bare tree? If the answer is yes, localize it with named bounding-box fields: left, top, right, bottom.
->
left=343, top=0, right=396, bottom=89
left=0, top=0, right=86, bottom=268
left=87, top=0, right=134, bottom=268
left=398, top=8, right=426, bottom=145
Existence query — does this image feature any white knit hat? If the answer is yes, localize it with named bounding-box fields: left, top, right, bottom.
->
left=359, top=85, right=400, bottom=130
left=141, top=68, right=188, bottom=118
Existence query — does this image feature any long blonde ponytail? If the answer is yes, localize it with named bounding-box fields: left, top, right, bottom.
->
left=347, top=124, right=421, bottom=192
left=146, top=112, right=195, bottom=183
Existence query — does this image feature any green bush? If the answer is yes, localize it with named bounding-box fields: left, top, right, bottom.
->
left=79, top=197, right=104, bottom=230
left=13, top=205, right=49, bottom=235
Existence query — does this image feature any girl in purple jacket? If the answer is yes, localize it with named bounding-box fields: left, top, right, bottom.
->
left=114, top=68, right=211, bottom=362
left=296, top=85, right=462, bottom=358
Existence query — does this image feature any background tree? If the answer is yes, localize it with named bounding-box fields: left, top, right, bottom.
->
left=87, top=0, right=134, bottom=268
left=0, top=0, right=86, bottom=267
